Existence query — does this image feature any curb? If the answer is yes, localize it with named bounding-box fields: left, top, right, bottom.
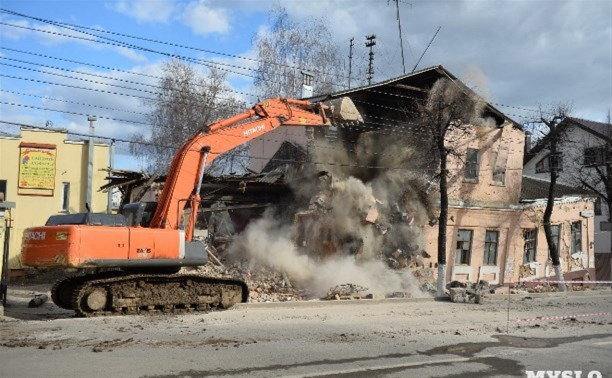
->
left=232, top=288, right=611, bottom=310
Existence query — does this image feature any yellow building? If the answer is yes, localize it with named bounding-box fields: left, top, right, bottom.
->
left=0, top=127, right=109, bottom=272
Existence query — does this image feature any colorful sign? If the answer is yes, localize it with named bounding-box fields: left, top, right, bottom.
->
left=18, top=147, right=57, bottom=190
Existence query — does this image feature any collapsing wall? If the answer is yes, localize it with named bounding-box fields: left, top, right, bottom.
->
left=227, top=132, right=438, bottom=298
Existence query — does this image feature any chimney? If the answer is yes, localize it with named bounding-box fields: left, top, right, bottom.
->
left=301, top=70, right=314, bottom=99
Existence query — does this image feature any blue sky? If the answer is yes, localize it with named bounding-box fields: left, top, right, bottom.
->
left=0, top=0, right=610, bottom=170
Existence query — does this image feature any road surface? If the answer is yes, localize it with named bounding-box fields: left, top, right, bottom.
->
left=0, top=286, right=610, bottom=377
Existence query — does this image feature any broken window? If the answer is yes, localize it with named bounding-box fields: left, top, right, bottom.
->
left=464, top=148, right=479, bottom=181
left=523, top=228, right=537, bottom=263
left=455, top=229, right=473, bottom=265
left=571, top=221, right=582, bottom=254
left=535, top=153, right=563, bottom=173
left=491, top=152, right=506, bottom=185
left=549, top=225, right=561, bottom=259
left=583, top=146, right=610, bottom=166
left=483, top=230, right=499, bottom=265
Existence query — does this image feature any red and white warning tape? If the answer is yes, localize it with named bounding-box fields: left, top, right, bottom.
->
left=516, top=312, right=612, bottom=323
left=520, top=280, right=612, bottom=284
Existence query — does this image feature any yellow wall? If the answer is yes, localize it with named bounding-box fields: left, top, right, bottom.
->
left=0, top=128, right=109, bottom=269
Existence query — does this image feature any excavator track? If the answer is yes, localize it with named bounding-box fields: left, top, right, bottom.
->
left=51, top=271, right=125, bottom=310
left=53, top=273, right=248, bottom=317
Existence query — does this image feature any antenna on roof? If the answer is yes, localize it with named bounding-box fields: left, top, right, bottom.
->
left=411, top=26, right=441, bottom=73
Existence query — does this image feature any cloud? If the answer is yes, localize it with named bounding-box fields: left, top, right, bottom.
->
left=111, top=0, right=175, bottom=24
left=180, top=0, right=230, bottom=35
left=115, top=46, right=148, bottom=63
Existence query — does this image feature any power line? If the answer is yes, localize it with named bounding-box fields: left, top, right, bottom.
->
left=0, top=7, right=360, bottom=85
left=0, top=88, right=149, bottom=117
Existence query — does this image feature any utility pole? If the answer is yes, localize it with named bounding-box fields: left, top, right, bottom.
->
left=87, top=116, right=96, bottom=212
left=365, top=35, right=376, bottom=85
left=107, top=139, right=114, bottom=214
left=348, top=37, right=354, bottom=89
left=389, top=0, right=409, bottom=74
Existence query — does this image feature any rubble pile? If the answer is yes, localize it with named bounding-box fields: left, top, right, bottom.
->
left=184, top=262, right=308, bottom=303
left=447, top=280, right=491, bottom=304
left=323, top=284, right=373, bottom=300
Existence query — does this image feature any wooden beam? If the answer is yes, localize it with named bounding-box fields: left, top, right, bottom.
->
left=392, top=83, right=428, bottom=93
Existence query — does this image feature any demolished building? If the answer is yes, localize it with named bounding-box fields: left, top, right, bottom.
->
left=104, top=66, right=596, bottom=295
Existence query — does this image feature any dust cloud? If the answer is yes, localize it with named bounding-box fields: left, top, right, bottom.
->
left=227, top=132, right=436, bottom=298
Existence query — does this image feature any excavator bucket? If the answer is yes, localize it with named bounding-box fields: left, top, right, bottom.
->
left=322, top=97, right=364, bottom=124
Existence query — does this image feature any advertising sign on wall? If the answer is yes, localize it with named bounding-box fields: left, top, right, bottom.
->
left=18, top=145, right=57, bottom=190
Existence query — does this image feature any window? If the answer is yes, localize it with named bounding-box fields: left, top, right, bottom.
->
left=535, top=153, right=563, bottom=173
left=491, top=152, right=506, bottom=185
left=571, top=221, right=582, bottom=254
left=483, top=230, right=499, bottom=265
left=523, top=228, right=538, bottom=263
left=549, top=225, right=561, bottom=258
left=61, top=182, right=70, bottom=212
left=465, top=148, right=479, bottom=181
left=583, top=146, right=610, bottom=166
left=455, top=229, right=473, bottom=265
left=594, top=197, right=602, bottom=216
left=0, top=180, right=6, bottom=202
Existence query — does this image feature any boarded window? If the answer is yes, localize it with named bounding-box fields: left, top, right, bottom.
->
left=465, top=149, right=479, bottom=180
left=455, top=229, right=473, bottom=265
left=483, top=230, right=499, bottom=265
left=61, top=182, right=70, bottom=212
left=523, top=228, right=538, bottom=263
left=571, top=221, right=582, bottom=254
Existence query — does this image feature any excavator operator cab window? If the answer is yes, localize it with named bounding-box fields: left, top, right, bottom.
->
left=121, top=202, right=157, bottom=227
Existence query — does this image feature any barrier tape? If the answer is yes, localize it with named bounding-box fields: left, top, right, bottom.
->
left=520, top=280, right=612, bottom=284
left=516, top=312, right=612, bottom=323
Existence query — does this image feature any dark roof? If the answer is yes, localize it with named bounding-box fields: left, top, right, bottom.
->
left=525, top=117, right=611, bottom=162
left=308, top=65, right=520, bottom=129
left=520, top=176, right=588, bottom=201
left=567, top=117, right=611, bottom=141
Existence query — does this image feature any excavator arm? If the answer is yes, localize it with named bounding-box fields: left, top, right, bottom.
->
left=149, top=97, right=358, bottom=241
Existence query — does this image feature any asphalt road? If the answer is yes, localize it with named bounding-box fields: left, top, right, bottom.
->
left=0, top=287, right=611, bottom=378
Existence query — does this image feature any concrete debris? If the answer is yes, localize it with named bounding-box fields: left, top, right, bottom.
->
left=28, top=294, right=49, bottom=308
left=447, top=281, right=490, bottom=304
left=323, top=284, right=371, bottom=300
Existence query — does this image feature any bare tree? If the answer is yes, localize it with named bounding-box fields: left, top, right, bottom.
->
left=528, top=104, right=572, bottom=291
left=135, top=59, right=247, bottom=174
left=252, top=5, right=350, bottom=99
left=418, top=78, right=485, bottom=297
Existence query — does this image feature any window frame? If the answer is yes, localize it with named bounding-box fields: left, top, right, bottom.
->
left=583, top=146, right=608, bottom=166
left=455, top=229, right=473, bottom=265
left=0, top=179, right=6, bottom=202
left=483, top=230, right=499, bottom=266
left=464, top=148, right=480, bottom=182
left=535, top=153, right=563, bottom=173
left=571, top=221, right=582, bottom=254
left=61, top=182, right=70, bottom=212
left=523, top=228, right=538, bottom=263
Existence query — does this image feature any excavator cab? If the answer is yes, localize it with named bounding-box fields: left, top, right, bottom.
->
left=120, top=202, right=157, bottom=227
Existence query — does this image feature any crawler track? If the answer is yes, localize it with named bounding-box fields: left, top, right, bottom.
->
left=52, top=272, right=248, bottom=317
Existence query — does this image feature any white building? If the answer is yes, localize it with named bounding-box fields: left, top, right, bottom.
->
left=523, top=118, right=611, bottom=272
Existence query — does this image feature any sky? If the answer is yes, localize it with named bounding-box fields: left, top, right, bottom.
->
left=0, top=0, right=610, bottom=171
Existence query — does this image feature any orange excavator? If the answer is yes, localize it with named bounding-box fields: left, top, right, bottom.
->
left=21, top=97, right=362, bottom=316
